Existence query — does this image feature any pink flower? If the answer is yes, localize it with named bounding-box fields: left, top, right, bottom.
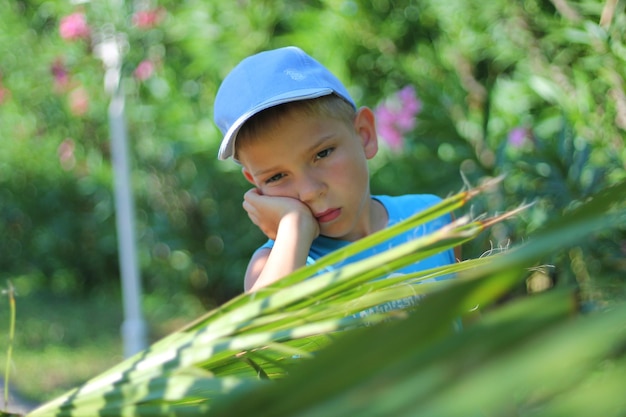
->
left=59, top=12, right=90, bottom=41
left=132, top=8, right=164, bottom=29
left=51, top=58, right=70, bottom=92
left=0, top=85, right=9, bottom=105
left=58, top=138, right=76, bottom=171
left=397, top=86, right=422, bottom=115
left=374, top=86, right=422, bottom=152
left=507, top=127, right=530, bottom=148
left=68, top=86, right=89, bottom=116
left=375, top=105, right=404, bottom=151
left=134, top=60, right=155, bottom=81
left=0, top=73, right=9, bottom=105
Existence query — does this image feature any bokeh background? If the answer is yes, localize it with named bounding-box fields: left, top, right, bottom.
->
left=1, top=0, right=625, bottom=406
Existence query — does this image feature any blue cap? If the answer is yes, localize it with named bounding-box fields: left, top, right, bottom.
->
left=214, top=46, right=356, bottom=160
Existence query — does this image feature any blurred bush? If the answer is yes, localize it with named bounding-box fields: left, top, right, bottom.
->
left=1, top=0, right=624, bottom=308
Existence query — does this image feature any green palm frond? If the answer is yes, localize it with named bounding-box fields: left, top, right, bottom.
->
left=26, top=179, right=626, bottom=417
left=215, top=288, right=626, bottom=417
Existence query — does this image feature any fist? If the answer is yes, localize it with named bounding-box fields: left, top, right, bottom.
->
left=243, top=188, right=319, bottom=241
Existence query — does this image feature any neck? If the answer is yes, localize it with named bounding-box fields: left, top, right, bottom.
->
left=369, top=197, right=389, bottom=234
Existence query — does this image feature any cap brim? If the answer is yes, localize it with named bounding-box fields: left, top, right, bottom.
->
left=217, top=88, right=335, bottom=160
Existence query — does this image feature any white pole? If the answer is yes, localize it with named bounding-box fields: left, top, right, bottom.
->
left=96, top=28, right=148, bottom=358
left=109, top=86, right=148, bottom=358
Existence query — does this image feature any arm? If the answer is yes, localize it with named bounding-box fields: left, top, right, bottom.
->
left=242, top=188, right=319, bottom=292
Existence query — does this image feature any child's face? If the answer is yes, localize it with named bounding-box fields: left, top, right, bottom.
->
left=239, top=108, right=380, bottom=241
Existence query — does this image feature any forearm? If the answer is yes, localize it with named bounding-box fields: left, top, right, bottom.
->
left=245, top=211, right=317, bottom=292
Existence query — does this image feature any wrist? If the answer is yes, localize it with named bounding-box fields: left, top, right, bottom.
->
left=278, top=210, right=318, bottom=242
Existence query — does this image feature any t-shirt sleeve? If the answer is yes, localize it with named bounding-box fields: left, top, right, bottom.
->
left=384, top=194, right=450, bottom=225
left=259, top=239, right=275, bottom=251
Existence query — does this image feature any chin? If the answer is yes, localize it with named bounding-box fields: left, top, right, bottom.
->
left=321, top=227, right=354, bottom=242
left=319, top=226, right=344, bottom=240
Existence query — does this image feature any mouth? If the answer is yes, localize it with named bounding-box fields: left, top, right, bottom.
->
left=315, top=208, right=341, bottom=223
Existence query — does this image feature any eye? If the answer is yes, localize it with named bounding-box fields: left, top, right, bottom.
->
left=265, top=173, right=285, bottom=184
left=315, top=147, right=334, bottom=160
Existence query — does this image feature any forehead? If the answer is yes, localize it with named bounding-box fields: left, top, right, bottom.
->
left=237, top=112, right=354, bottom=169
left=234, top=96, right=355, bottom=159
left=234, top=103, right=302, bottom=161
left=239, top=106, right=350, bottom=149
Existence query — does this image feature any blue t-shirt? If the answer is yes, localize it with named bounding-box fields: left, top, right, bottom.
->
left=258, top=194, right=455, bottom=277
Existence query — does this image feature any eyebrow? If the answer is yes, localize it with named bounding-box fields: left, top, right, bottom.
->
left=253, top=166, right=279, bottom=178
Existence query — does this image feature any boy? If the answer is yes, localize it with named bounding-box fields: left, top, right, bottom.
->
left=214, top=46, right=456, bottom=294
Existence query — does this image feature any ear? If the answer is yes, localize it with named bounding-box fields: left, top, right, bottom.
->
left=353, top=107, right=379, bottom=159
left=241, top=167, right=257, bottom=186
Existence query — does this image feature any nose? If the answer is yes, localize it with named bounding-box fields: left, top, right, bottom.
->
left=297, top=169, right=326, bottom=204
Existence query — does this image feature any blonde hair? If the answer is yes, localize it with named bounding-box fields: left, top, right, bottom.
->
left=234, top=95, right=356, bottom=160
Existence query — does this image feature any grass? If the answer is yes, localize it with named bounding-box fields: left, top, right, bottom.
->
left=0, top=283, right=206, bottom=407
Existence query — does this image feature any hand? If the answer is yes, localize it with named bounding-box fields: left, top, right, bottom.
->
left=243, top=188, right=319, bottom=241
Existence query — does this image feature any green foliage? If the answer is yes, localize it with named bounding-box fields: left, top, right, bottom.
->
left=214, top=290, right=626, bottom=417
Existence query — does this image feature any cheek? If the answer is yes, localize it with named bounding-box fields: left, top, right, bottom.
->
left=336, top=149, right=368, bottom=175
left=327, top=155, right=368, bottom=187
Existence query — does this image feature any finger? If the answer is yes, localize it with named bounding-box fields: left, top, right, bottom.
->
left=242, top=200, right=258, bottom=218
